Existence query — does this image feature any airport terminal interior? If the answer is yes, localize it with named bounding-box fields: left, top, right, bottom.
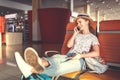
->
left=0, top=0, right=120, bottom=80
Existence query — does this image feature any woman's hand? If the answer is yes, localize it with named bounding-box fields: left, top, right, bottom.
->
left=67, top=27, right=80, bottom=48
left=73, top=27, right=80, bottom=35
left=71, top=54, right=82, bottom=60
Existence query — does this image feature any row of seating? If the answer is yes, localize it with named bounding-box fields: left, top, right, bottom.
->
left=98, top=20, right=120, bottom=64
left=62, top=20, right=120, bottom=64
left=60, top=20, right=120, bottom=80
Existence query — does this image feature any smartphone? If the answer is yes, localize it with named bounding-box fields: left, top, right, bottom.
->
left=77, top=27, right=80, bottom=31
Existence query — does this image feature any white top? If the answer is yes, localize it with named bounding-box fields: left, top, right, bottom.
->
left=68, top=33, right=99, bottom=54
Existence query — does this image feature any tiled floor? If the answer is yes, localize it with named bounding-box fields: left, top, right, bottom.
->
left=0, top=43, right=43, bottom=80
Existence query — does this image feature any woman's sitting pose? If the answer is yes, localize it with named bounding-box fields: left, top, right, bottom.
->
left=15, top=13, right=107, bottom=79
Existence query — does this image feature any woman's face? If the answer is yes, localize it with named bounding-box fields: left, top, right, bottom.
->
left=76, top=18, right=89, bottom=31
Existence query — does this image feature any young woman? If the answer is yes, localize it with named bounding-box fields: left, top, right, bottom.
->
left=15, top=13, right=107, bottom=79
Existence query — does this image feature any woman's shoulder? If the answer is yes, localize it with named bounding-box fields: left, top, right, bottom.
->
left=89, top=33, right=98, bottom=40
left=90, top=33, right=97, bottom=37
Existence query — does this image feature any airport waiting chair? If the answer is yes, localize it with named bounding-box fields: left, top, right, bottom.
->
left=45, top=22, right=97, bottom=80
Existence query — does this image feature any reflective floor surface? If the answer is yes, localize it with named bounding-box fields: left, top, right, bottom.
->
left=0, top=43, right=44, bottom=80
left=1, top=43, right=120, bottom=80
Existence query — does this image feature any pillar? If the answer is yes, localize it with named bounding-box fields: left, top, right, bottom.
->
left=84, top=4, right=90, bottom=15
left=32, top=0, right=41, bottom=42
left=96, top=10, right=100, bottom=32
left=70, top=0, right=74, bottom=12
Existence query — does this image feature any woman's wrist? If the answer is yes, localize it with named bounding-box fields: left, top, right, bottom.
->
left=73, top=32, right=78, bottom=36
left=80, top=53, right=85, bottom=58
left=78, top=54, right=82, bottom=58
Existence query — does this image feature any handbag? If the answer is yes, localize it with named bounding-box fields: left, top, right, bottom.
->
left=84, top=57, right=108, bottom=74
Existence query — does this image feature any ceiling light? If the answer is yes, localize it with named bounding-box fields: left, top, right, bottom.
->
left=64, top=0, right=68, bottom=2
left=102, top=1, right=105, bottom=4
left=86, top=0, right=90, bottom=3
left=90, top=2, right=94, bottom=5
left=1, top=12, right=3, bottom=14
left=7, top=11, right=9, bottom=14
left=115, top=0, right=119, bottom=2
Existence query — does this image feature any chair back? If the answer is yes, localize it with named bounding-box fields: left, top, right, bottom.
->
left=98, top=20, right=120, bottom=63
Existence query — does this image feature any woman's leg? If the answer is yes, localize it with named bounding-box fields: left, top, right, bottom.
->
left=15, top=52, right=33, bottom=78
left=42, top=54, right=84, bottom=76
left=56, top=59, right=83, bottom=74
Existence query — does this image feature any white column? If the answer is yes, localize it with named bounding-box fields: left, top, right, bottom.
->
left=96, top=10, right=100, bottom=32
left=84, top=4, right=90, bottom=15
left=70, top=0, right=74, bottom=12
left=87, top=4, right=90, bottom=15
left=70, top=0, right=76, bottom=22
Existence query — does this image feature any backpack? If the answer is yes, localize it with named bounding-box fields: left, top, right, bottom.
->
left=21, top=73, right=51, bottom=80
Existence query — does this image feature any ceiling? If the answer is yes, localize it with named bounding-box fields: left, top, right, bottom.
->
left=0, top=0, right=32, bottom=16
left=0, top=6, right=24, bottom=16
left=9, top=0, right=32, bottom=5
left=0, top=0, right=120, bottom=20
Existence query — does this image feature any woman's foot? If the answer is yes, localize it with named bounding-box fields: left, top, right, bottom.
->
left=24, top=47, right=45, bottom=73
left=15, top=52, right=33, bottom=78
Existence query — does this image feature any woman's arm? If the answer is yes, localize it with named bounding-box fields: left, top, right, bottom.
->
left=72, top=45, right=100, bottom=60
left=81, top=45, right=100, bottom=58
left=67, top=27, right=79, bottom=48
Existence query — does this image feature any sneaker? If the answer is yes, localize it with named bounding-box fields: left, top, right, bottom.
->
left=15, top=52, right=33, bottom=78
left=24, top=47, right=45, bottom=73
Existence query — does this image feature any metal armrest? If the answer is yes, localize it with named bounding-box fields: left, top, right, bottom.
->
left=45, top=50, right=60, bottom=57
